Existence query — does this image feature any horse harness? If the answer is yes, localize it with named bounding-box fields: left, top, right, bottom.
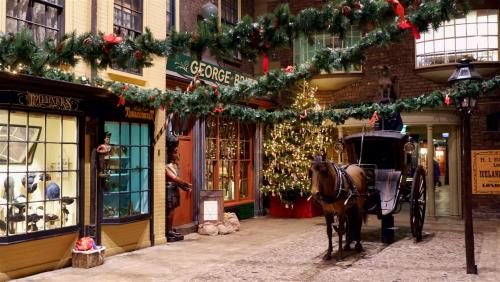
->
left=320, top=162, right=359, bottom=207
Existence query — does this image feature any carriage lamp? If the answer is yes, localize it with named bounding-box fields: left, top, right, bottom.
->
left=201, top=0, right=218, bottom=20
left=448, top=58, right=483, bottom=275
left=334, top=137, right=344, bottom=163
left=404, top=137, right=416, bottom=154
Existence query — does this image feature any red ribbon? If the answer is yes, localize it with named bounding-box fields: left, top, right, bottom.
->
left=117, top=94, right=126, bottom=107
left=284, top=65, right=295, bottom=73
left=369, top=111, right=380, bottom=126
left=263, top=53, right=269, bottom=74
left=387, top=0, right=420, bottom=39
left=444, top=94, right=451, bottom=106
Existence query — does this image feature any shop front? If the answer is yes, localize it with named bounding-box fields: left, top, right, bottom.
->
left=166, top=56, right=267, bottom=223
left=0, top=72, right=158, bottom=278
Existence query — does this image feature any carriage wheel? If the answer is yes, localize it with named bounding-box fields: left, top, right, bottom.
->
left=410, top=165, right=426, bottom=242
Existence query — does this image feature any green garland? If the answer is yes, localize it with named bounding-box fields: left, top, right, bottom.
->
left=0, top=0, right=463, bottom=77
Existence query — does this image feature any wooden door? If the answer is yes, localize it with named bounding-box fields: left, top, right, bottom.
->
left=173, top=129, right=193, bottom=226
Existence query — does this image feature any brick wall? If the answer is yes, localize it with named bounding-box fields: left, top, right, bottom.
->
left=260, top=0, right=500, bottom=219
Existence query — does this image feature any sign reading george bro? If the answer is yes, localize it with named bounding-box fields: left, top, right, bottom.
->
left=472, top=150, right=500, bottom=194
left=167, top=54, right=251, bottom=86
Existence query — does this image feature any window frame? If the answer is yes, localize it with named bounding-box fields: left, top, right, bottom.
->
left=293, top=26, right=363, bottom=72
left=415, top=9, right=499, bottom=68
left=112, top=0, right=143, bottom=75
left=100, top=119, right=152, bottom=225
left=5, top=0, right=65, bottom=43
left=205, top=117, right=254, bottom=205
left=0, top=108, right=81, bottom=244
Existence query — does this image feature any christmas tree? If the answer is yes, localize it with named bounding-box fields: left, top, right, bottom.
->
left=261, top=81, right=335, bottom=206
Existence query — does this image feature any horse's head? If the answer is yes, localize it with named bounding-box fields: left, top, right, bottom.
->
left=309, top=155, right=336, bottom=201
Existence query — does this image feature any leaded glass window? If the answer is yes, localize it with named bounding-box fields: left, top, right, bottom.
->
left=102, top=122, right=150, bottom=220
left=113, top=0, right=143, bottom=74
left=0, top=110, right=79, bottom=239
left=416, top=10, right=499, bottom=67
left=6, top=0, right=64, bottom=44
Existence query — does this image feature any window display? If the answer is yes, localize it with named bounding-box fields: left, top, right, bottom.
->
left=0, top=110, right=79, bottom=239
left=205, top=117, right=253, bottom=203
left=102, top=122, right=150, bottom=220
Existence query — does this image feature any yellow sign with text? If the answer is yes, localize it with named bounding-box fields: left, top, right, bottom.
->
left=472, top=150, right=500, bottom=194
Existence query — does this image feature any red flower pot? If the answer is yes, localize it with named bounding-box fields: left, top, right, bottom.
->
left=269, top=196, right=323, bottom=218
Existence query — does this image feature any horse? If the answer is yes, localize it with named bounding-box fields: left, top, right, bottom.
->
left=309, top=156, right=367, bottom=260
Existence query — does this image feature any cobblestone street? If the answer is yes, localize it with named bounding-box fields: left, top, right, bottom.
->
left=17, top=211, right=500, bottom=282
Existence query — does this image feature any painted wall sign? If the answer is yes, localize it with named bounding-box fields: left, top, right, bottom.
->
left=18, top=92, right=80, bottom=111
left=167, top=54, right=251, bottom=86
left=472, top=150, right=500, bottom=194
left=125, top=107, right=155, bottom=121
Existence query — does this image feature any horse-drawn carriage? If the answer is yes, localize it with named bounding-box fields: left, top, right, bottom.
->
left=342, top=130, right=426, bottom=242
left=309, top=129, right=427, bottom=260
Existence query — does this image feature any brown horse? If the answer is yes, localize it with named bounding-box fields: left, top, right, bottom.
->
left=309, top=156, right=367, bottom=260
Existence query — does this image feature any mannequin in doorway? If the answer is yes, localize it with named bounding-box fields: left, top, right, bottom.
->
left=166, top=134, right=192, bottom=242
left=433, top=158, right=442, bottom=187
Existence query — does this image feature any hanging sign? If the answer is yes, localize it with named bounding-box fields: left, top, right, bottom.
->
left=167, top=54, right=251, bottom=86
left=124, top=107, right=155, bottom=121
left=472, top=150, right=500, bottom=194
left=18, top=92, right=80, bottom=111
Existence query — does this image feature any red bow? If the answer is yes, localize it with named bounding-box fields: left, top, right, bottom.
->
left=212, top=85, right=220, bottom=97
left=284, top=66, right=295, bottom=73
left=387, top=0, right=420, bottom=39
left=102, top=33, right=123, bottom=45
left=369, top=111, right=380, bottom=126
left=214, top=105, right=224, bottom=113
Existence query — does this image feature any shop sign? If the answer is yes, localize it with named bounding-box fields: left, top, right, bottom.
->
left=18, top=92, right=80, bottom=111
left=125, top=107, right=155, bottom=121
left=472, top=150, right=500, bottom=194
left=167, top=54, right=251, bottom=86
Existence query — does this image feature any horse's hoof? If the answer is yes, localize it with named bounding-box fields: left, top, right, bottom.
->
left=343, top=244, right=352, bottom=251
left=355, top=243, right=363, bottom=253
left=323, top=253, right=332, bottom=261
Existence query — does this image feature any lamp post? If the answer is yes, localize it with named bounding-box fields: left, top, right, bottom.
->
left=448, top=59, right=482, bottom=274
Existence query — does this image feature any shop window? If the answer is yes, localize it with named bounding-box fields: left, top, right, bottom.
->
left=6, top=0, right=64, bottom=44
left=113, top=0, right=143, bottom=74
left=102, top=122, right=150, bottom=220
left=416, top=9, right=499, bottom=67
left=205, top=117, right=253, bottom=202
left=293, top=27, right=362, bottom=72
left=0, top=110, right=79, bottom=240
left=487, top=112, right=500, bottom=131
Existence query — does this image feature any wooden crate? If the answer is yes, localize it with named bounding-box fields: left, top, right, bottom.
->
left=72, top=246, right=106, bottom=268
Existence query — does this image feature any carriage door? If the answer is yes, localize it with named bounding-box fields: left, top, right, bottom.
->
left=169, top=114, right=194, bottom=227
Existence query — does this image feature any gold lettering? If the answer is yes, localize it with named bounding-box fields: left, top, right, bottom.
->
left=218, top=69, right=225, bottom=82
left=224, top=71, right=231, bottom=84
left=212, top=67, right=219, bottom=81
left=190, top=61, right=199, bottom=74
left=199, top=62, right=206, bottom=77
left=205, top=64, right=212, bottom=79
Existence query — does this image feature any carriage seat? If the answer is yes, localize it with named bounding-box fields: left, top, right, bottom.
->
left=375, top=169, right=401, bottom=216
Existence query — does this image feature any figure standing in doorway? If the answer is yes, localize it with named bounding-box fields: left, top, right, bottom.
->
left=166, top=134, right=192, bottom=242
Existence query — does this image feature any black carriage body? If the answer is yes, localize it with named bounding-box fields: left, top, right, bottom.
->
left=343, top=130, right=427, bottom=242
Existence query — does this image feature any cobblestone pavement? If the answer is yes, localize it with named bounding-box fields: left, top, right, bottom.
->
left=17, top=211, right=500, bottom=282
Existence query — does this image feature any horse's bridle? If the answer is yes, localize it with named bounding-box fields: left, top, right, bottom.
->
left=319, top=162, right=356, bottom=205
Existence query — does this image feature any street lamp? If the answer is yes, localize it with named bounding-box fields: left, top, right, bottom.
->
left=448, top=59, right=482, bottom=275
